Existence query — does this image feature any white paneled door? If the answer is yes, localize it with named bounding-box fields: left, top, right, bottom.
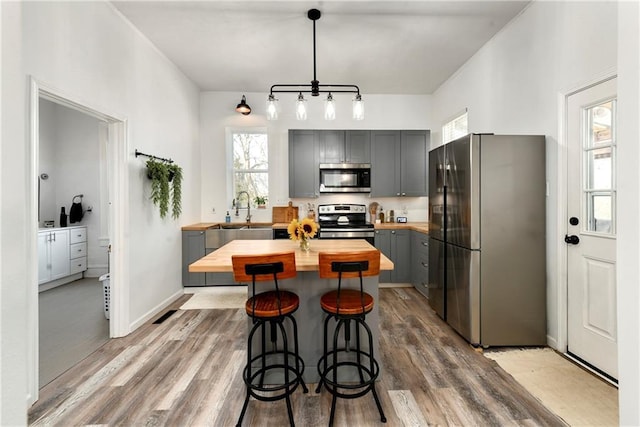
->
left=567, top=77, right=618, bottom=380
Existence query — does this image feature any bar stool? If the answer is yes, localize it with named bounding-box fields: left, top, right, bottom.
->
left=315, top=250, right=386, bottom=426
left=232, top=251, right=308, bottom=427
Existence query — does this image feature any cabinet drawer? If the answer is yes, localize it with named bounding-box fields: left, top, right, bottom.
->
left=70, top=257, right=87, bottom=274
left=70, top=242, right=87, bottom=259
left=70, top=227, right=87, bottom=244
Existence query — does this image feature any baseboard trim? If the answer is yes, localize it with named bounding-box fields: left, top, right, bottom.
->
left=379, top=282, right=413, bottom=289
left=129, top=289, right=184, bottom=332
left=38, top=273, right=83, bottom=292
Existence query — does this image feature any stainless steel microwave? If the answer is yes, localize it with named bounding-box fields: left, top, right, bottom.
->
left=319, top=163, right=371, bottom=193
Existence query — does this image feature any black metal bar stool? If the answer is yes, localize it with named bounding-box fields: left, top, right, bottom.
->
left=232, top=251, right=308, bottom=427
left=315, top=250, right=386, bottom=426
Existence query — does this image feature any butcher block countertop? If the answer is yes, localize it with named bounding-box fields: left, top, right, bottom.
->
left=182, top=222, right=429, bottom=234
left=375, top=222, right=429, bottom=234
left=189, top=239, right=394, bottom=273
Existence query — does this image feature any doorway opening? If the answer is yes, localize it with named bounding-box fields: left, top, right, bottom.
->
left=29, top=78, right=130, bottom=405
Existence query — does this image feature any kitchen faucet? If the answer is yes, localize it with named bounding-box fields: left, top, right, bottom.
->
left=235, top=191, right=251, bottom=222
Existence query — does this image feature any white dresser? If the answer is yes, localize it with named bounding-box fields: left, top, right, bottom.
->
left=38, top=226, right=87, bottom=289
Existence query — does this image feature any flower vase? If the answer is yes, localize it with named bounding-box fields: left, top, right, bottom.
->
left=299, top=238, right=310, bottom=252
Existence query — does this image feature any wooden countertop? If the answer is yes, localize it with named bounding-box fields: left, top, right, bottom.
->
left=181, top=222, right=219, bottom=231
left=189, top=239, right=394, bottom=273
left=183, top=221, right=429, bottom=234
left=375, top=222, right=429, bottom=234
left=181, top=222, right=275, bottom=231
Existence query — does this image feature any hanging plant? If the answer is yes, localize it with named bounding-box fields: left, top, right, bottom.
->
left=147, top=159, right=170, bottom=218
left=146, top=159, right=182, bottom=219
left=168, top=163, right=183, bottom=219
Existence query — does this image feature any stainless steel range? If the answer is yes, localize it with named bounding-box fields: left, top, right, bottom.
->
left=317, top=204, right=375, bottom=245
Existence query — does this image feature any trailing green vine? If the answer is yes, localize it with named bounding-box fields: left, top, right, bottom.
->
left=168, top=163, right=183, bottom=219
left=146, top=159, right=183, bottom=219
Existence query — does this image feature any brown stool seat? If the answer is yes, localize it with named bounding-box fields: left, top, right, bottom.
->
left=319, top=289, right=373, bottom=315
left=246, top=290, right=300, bottom=317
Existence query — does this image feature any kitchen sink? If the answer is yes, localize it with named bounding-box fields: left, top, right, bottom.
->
left=219, top=224, right=272, bottom=230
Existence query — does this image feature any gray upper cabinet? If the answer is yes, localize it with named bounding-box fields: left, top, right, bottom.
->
left=371, top=131, right=401, bottom=197
left=289, top=129, right=320, bottom=198
left=371, top=130, right=429, bottom=197
left=401, top=130, right=429, bottom=196
left=345, top=130, right=371, bottom=163
left=319, top=130, right=371, bottom=164
left=318, top=130, right=345, bottom=164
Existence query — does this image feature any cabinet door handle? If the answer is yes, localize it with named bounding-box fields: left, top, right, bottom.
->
left=422, top=242, right=428, bottom=246
left=421, top=262, right=428, bottom=267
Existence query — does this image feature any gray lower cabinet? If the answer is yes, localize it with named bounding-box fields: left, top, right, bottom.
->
left=371, top=130, right=429, bottom=197
left=374, top=229, right=411, bottom=283
left=182, top=228, right=272, bottom=286
left=182, top=230, right=208, bottom=286
left=411, top=230, right=429, bottom=297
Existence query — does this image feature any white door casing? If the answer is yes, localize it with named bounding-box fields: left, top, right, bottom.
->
left=567, top=77, right=618, bottom=380
left=29, top=77, right=129, bottom=405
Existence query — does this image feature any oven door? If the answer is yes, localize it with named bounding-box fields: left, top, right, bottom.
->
left=318, top=227, right=375, bottom=245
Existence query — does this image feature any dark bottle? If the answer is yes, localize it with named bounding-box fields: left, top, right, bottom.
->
left=60, top=207, right=67, bottom=227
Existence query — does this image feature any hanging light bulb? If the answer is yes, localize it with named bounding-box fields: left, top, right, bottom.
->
left=296, top=93, right=307, bottom=120
left=324, top=93, right=336, bottom=120
left=235, top=95, right=251, bottom=115
left=266, top=94, right=278, bottom=120
left=352, top=94, right=364, bottom=120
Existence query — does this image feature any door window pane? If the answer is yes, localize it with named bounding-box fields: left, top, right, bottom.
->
left=586, top=147, right=612, bottom=189
left=586, top=192, right=613, bottom=233
left=583, top=99, right=616, bottom=234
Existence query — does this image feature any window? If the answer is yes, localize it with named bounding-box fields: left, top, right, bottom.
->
left=583, top=99, right=616, bottom=234
left=230, top=129, right=268, bottom=205
left=442, top=110, right=468, bottom=143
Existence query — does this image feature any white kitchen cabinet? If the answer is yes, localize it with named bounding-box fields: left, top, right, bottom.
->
left=38, top=229, right=70, bottom=284
left=38, top=226, right=87, bottom=286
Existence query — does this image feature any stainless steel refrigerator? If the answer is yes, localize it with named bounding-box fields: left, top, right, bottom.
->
left=428, top=134, right=547, bottom=346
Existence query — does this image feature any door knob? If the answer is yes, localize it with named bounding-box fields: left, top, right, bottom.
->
left=564, top=234, right=580, bottom=245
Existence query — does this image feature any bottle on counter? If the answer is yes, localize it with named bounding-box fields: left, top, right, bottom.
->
left=225, top=211, right=231, bottom=223
left=378, top=206, right=385, bottom=223
left=388, top=209, right=395, bottom=223
left=60, top=207, right=67, bottom=227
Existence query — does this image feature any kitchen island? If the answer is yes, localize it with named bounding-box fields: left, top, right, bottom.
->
left=189, top=239, right=393, bottom=382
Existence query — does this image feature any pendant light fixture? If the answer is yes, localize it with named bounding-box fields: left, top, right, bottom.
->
left=267, top=9, right=363, bottom=120
left=235, top=95, right=251, bottom=115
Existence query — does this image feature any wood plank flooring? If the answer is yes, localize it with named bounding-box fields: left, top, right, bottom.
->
left=29, top=287, right=565, bottom=426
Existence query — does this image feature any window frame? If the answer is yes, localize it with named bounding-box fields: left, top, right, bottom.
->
left=442, top=109, right=469, bottom=144
left=226, top=127, right=269, bottom=209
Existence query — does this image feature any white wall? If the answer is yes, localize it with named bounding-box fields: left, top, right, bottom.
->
left=616, top=2, right=640, bottom=423
left=431, top=1, right=640, bottom=423
left=39, top=99, right=108, bottom=275
left=200, top=92, right=432, bottom=223
left=1, top=1, right=200, bottom=423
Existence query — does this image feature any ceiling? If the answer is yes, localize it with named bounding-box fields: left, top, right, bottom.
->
left=111, top=1, right=530, bottom=95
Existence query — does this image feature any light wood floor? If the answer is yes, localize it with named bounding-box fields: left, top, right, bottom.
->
left=38, top=277, right=110, bottom=387
left=29, top=287, right=565, bottom=426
